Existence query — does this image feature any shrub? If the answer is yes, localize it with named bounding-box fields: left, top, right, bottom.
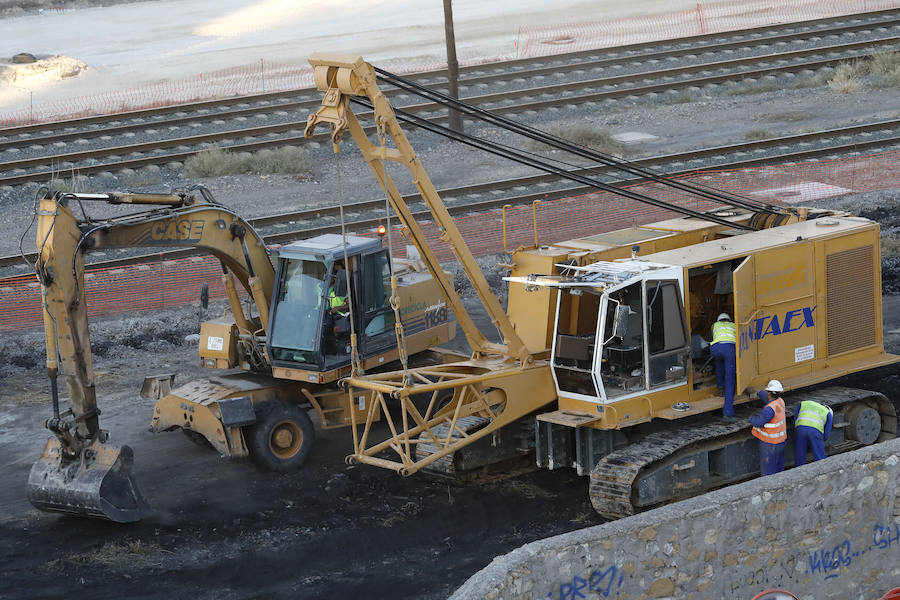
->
left=744, top=128, right=770, bottom=140
left=722, top=81, right=780, bottom=96
left=184, top=145, right=310, bottom=177
left=524, top=125, right=625, bottom=155
left=827, top=63, right=862, bottom=94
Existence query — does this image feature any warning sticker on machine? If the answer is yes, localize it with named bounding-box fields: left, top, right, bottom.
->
left=794, top=344, right=815, bottom=363
left=207, top=336, right=224, bottom=351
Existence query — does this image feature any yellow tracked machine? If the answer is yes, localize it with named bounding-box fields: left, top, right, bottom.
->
left=304, top=54, right=899, bottom=518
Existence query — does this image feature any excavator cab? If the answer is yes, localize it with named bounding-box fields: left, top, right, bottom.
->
left=550, top=260, right=691, bottom=404
left=268, top=234, right=395, bottom=375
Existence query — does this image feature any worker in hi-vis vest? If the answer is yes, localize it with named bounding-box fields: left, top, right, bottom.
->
left=750, top=380, right=788, bottom=475
left=710, top=313, right=737, bottom=420
left=794, top=399, right=833, bottom=466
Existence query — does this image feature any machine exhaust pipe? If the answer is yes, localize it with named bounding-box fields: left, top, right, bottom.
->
left=27, top=437, right=150, bottom=523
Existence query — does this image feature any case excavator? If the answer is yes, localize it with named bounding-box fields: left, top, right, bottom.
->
left=27, top=187, right=453, bottom=522
left=303, top=54, right=900, bottom=519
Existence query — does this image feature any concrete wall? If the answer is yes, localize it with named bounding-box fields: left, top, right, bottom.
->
left=451, top=438, right=900, bottom=600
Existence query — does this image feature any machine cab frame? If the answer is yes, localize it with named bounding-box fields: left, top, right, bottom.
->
left=267, top=234, right=394, bottom=372
left=548, top=261, right=691, bottom=405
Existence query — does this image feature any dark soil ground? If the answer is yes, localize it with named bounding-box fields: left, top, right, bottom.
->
left=0, top=299, right=605, bottom=600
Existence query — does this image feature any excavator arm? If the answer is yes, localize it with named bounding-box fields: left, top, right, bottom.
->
left=27, top=189, right=274, bottom=522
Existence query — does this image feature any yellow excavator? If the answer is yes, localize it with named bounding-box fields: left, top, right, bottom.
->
left=304, top=54, right=899, bottom=518
left=27, top=186, right=454, bottom=521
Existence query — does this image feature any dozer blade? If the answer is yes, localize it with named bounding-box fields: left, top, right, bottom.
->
left=27, top=437, right=151, bottom=523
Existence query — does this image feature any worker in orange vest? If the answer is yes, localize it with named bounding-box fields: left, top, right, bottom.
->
left=749, top=380, right=787, bottom=475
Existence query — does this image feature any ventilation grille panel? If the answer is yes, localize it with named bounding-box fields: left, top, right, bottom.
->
left=826, top=245, right=875, bottom=356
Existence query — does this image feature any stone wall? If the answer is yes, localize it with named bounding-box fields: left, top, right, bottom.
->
left=451, top=438, right=900, bottom=600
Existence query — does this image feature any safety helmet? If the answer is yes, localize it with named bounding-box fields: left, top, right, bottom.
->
left=717, top=313, right=732, bottom=321
left=765, top=380, right=784, bottom=393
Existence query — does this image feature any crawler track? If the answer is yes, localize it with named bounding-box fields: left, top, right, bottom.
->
left=588, top=386, right=899, bottom=520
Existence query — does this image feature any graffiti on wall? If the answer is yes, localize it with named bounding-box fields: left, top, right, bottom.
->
left=547, top=565, right=625, bottom=600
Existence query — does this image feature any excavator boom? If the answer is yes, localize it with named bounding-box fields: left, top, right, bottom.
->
left=27, top=188, right=274, bottom=522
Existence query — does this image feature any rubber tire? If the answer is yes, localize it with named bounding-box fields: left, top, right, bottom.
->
left=246, top=400, right=316, bottom=472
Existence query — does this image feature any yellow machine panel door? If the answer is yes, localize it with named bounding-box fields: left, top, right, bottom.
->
left=733, top=256, right=758, bottom=393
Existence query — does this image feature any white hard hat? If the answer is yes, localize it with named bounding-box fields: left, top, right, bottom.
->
left=717, top=313, right=731, bottom=321
left=765, top=380, right=783, bottom=393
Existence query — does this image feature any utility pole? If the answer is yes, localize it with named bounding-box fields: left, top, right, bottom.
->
left=443, top=0, right=463, bottom=133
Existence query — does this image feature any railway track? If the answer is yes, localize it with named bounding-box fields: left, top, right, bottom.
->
left=3, top=115, right=898, bottom=274
left=2, top=10, right=900, bottom=186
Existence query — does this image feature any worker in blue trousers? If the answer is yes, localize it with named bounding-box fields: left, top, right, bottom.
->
left=710, top=313, right=737, bottom=421
left=750, top=380, right=787, bottom=475
left=794, top=399, right=833, bottom=465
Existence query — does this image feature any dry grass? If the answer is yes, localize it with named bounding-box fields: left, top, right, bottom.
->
left=722, top=81, right=780, bottom=96
left=569, top=511, right=597, bottom=525
left=524, top=125, right=625, bottom=155
left=871, top=51, right=900, bottom=76
left=43, top=540, right=166, bottom=572
left=47, top=174, right=97, bottom=193
left=663, top=91, right=693, bottom=105
left=185, top=144, right=311, bottom=177
left=744, top=128, right=770, bottom=140
left=827, top=63, right=863, bottom=94
left=793, top=76, right=824, bottom=89
left=380, top=513, right=407, bottom=528
left=882, top=235, right=900, bottom=260
left=122, top=169, right=162, bottom=188
left=757, top=111, right=817, bottom=122
left=870, top=51, right=900, bottom=89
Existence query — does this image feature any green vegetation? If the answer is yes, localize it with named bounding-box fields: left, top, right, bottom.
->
left=744, top=128, right=770, bottom=141
left=757, top=111, right=816, bottom=122
left=827, top=62, right=863, bottom=94
left=722, top=81, right=780, bottom=96
left=47, top=174, right=98, bottom=193
left=665, top=91, right=694, bottom=105
left=882, top=235, right=900, bottom=260
left=870, top=51, right=900, bottom=89
left=185, top=145, right=311, bottom=178
left=524, top=125, right=625, bottom=155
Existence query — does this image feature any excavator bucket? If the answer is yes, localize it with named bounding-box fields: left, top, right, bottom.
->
left=27, top=437, right=150, bottom=523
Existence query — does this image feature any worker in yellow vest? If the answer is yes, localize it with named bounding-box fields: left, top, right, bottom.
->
left=794, top=400, right=833, bottom=465
left=749, top=380, right=787, bottom=475
left=711, top=313, right=737, bottom=421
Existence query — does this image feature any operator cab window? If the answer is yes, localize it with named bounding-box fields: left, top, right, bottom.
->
left=645, top=280, right=689, bottom=388
left=599, top=281, right=644, bottom=400
left=269, top=257, right=329, bottom=366
left=361, top=250, right=396, bottom=354
left=322, top=259, right=353, bottom=367
left=553, top=287, right=602, bottom=397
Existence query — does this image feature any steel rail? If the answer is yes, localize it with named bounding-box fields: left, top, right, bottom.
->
left=4, top=119, right=898, bottom=272
left=3, top=36, right=900, bottom=187
left=5, top=12, right=900, bottom=153
left=3, top=8, right=898, bottom=140
left=3, top=12, right=900, bottom=158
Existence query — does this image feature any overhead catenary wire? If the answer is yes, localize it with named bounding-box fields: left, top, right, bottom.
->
left=373, top=67, right=781, bottom=218
left=350, top=96, right=754, bottom=231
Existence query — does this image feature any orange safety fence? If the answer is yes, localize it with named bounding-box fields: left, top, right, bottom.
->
left=2, top=148, right=899, bottom=332
left=517, top=0, right=900, bottom=58
left=1, top=0, right=897, bottom=127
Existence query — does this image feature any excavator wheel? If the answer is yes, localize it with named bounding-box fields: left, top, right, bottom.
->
left=246, top=399, right=315, bottom=472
